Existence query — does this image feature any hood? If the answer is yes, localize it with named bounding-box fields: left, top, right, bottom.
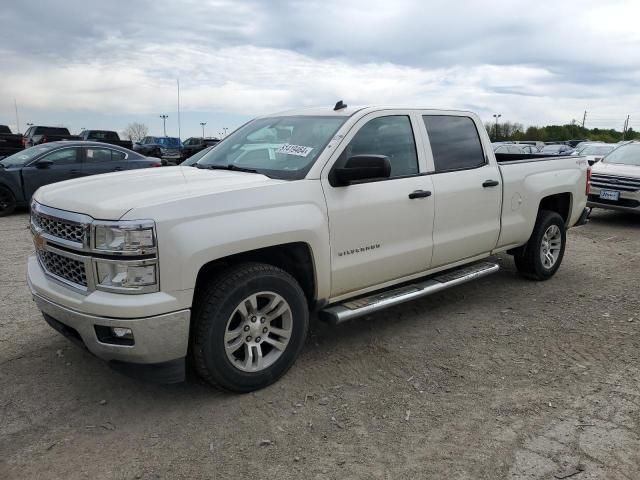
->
left=34, top=166, right=285, bottom=219
left=591, top=161, right=640, bottom=179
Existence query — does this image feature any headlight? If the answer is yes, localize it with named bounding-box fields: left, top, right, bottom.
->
left=95, top=259, right=158, bottom=293
left=93, top=221, right=156, bottom=254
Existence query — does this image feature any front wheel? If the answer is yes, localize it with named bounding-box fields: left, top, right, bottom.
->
left=192, top=263, right=309, bottom=392
left=0, top=187, right=16, bottom=217
left=514, top=210, right=566, bottom=280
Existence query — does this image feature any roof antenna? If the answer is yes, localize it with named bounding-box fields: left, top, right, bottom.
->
left=333, top=100, right=347, bottom=111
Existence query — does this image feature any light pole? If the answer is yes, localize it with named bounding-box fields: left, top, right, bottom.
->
left=493, top=114, right=502, bottom=141
left=200, top=122, right=207, bottom=138
left=159, top=114, right=169, bottom=136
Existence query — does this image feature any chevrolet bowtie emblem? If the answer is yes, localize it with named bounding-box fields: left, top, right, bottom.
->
left=33, top=231, right=47, bottom=251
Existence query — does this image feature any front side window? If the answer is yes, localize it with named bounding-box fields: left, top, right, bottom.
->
left=336, top=115, right=418, bottom=178
left=40, top=148, right=79, bottom=165
left=197, top=116, right=346, bottom=180
left=423, top=115, right=485, bottom=172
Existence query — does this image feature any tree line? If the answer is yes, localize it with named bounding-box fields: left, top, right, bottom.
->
left=484, top=121, right=639, bottom=143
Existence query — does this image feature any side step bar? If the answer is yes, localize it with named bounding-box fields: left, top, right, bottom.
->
left=319, top=261, right=499, bottom=324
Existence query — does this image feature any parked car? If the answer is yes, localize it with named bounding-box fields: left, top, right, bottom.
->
left=181, top=145, right=216, bottom=166
left=587, top=141, right=640, bottom=214
left=541, top=144, right=574, bottom=155
left=181, top=137, right=220, bottom=160
left=573, top=141, right=604, bottom=154
left=0, top=125, right=24, bottom=159
left=579, top=144, right=616, bottom=166
left=0, top=141, right=161, bottom=216
left=493, top=143, right=538, bottom=154
left=27, top=105, right=589, bottom=391
left=133, top=136, right=182, bottom=162
left=78, top=130, right=133, bottom=150
left=23, top=126, right=80, bottom=148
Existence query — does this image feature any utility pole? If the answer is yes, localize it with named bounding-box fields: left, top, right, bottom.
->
left=623, top=115, right=630, bottom=140
left=159, top=114, right=168, bottom=136
left=492, top=114, right=501, bottom=141
left=200, top=122, right=207, bottom=138
left=581, top=110, right=587, bottom=128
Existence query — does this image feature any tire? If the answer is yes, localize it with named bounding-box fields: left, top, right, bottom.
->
left=0, top=187, right=16, bottom=217
left=514, top=210, right=566, bottom=281
left=192, top=262, right=309, bottom=392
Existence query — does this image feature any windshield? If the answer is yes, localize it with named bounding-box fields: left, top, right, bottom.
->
left=582, top=145, right=614, bottom=156
left=602, top=143, right=640, bottom=166
left=157, top=137, right=181, bottom=147
left=197, top=116, right=347, bottom=179
left=182, top=146, right=215, bottom=166
left=0, top=144, right=55, bottom=167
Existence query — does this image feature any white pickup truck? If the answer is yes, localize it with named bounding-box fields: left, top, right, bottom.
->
left=27, top=104, right=590, bottom=391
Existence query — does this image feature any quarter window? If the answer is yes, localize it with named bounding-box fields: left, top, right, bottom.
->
left=423, top=115, right=485, bottom=172
left=338, top=115, right=418, bottom=178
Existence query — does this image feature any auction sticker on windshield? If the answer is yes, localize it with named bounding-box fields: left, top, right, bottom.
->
left=277, top=144, right=313, bottom=157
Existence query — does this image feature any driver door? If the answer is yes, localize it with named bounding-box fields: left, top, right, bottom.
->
left=21, top=147, right=83, bottom=200
left=321, top=112, right=435, bottom=299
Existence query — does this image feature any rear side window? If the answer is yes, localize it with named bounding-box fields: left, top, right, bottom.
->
left=423, top=116, right=485, bottom=172
left=339, top=115, right=418, bottom=178
left=86, top=148, right=122, bottom=163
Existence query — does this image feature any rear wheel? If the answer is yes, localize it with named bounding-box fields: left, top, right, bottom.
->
left=192, top=263, right=309, bottom=392
left=514, top=210, right=566, bottom=280
left=0, top=187, right=16, bottom=217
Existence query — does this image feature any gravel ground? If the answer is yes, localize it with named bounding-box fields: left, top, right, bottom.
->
left=1, top=209, right=639, bottom=479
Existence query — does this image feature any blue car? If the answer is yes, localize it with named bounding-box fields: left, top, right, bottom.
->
left=133, top=136, right=183, bottom=162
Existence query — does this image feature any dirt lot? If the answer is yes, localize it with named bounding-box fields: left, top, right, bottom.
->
left=1, top=209, right=639, bottom=479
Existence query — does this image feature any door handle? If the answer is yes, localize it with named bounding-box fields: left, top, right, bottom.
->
left=408, top=190, right=432, bottom=199
left=482, top=180, right=500, bottom=188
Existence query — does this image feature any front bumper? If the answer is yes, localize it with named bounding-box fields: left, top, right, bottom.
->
left=28, top=263, right=191, bottom=383
left=588, top=185, right=640, bottom=214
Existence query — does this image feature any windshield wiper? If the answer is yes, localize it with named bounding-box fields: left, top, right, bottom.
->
left=198, top=164, right=259, bottom=174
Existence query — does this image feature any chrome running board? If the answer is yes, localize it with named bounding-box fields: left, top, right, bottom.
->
left=320, top=262, right=499, bottom=324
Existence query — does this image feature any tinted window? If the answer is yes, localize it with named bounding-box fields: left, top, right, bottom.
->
left=112, top=150, right=127, bottom=161
left=338, top=115, right=418, bottom=177
left=423, top=116, right=485, bottom=172
left=41, top=148, right=79, bottom=165
left=38, top=127, right=70, bottom=136
left=86, top=148, right=115, bottom=163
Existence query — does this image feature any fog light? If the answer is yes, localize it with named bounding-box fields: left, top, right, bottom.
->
left=112, top=327, right=133, bottom=339
left=95, top=325, right=135, bottom=346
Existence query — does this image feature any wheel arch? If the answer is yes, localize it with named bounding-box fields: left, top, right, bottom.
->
left=193, top=242, right=318, bottom=309
left=538, top=192, right=572, bottom=224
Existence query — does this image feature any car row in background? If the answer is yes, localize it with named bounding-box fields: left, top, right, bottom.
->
left=0, top=141, right=161, bottom=216
left=0, top=125, right=23, bottom=159
left=78, top=130, right=133, bottom=149
left=132, top=136, right=220, bottom=163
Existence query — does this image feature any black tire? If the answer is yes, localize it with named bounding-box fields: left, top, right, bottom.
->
left=0, top=187, right=16, bottom=217
left=514, top=210, right=566, bottom=281
left=192, top=262, right=309, bottom=392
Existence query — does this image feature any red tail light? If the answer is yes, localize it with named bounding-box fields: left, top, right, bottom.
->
left=586, top=167, right=591, bottom=195
left=151, top=161, right=162, bottom=167
left=22, top=137, right=27, bottom=147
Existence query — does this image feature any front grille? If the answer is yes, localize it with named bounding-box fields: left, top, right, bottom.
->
left=591, top=174, right=640, bottom=192
left=32, top=211, right=86, bottom=244
left=37, top=250, right=87, bottom=287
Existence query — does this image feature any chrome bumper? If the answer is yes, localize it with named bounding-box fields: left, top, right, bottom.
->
left=30, top=288, right=190, bottom=365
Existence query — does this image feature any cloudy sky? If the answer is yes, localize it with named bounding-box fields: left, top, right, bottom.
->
left=1, top=0, right=639, bottom=138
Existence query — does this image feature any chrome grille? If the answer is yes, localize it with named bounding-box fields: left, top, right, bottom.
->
left=591, top=174, right=640, bottom=192
left=32, top=211, right=86, bottom=244
left=37, top=250, right=87, bottom=287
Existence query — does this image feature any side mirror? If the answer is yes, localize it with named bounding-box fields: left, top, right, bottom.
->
left=334, top=155, right=391, bottom=185
left=36, top=159, right=53, bottom=169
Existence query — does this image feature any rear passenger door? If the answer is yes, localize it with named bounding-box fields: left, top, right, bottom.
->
left=422, top=115, right=502, bottom=268
left=322, top=112, right=435, bottom=298
left=82, top=147, right=129, bottom=175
